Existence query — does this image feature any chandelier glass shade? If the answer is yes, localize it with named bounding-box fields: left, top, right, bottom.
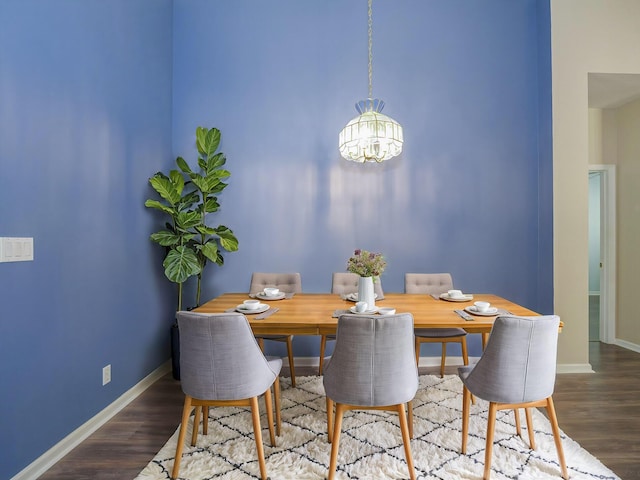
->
left=339, top=98, right=403, bottom=163
left=339, top=0, right=403, bottom=163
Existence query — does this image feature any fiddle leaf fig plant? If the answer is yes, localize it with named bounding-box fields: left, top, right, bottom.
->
left=145, top=127, right=239, bottom=311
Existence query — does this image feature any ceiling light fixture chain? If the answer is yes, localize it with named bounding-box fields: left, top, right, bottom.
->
left=368, top=0, right=373, bottom=100
left=338, top=0, right=403, bottom=163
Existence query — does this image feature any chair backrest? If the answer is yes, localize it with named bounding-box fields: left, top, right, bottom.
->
left=331, top=272, right=384, bottom=298
left=462, top=315, right=560, bottom=404
left=249, top=272, right=302, bottom=294
left=404, top=273, right=453, bottom=295
left=177, top=311, right=279, bottom=400
left=323, top=313, right=418, bottom=406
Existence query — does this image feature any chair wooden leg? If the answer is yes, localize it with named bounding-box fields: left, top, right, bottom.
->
left=171, top=396, right=192, bottom=480
left=546, top=397, right=569, bottom=480
left=415, top=337, right=421, bottom=367
left=250, top=396, right=268, bottom=480
left=397, top=403, right=417, bottom=480
left=525, top=407, right=536, bottom=450
left=514, top=408, right=522, bottom=437
left=263, top=384, right=276, bottom=447
left=273, top=376, right=281, bottom=436
left=326, top=397, right=334, bottom=443
left=439, top=342, right=446, bottom=378
left=407, top=400, right=414, bottom=439
left=202, top=406, right=209, bottom=435
left=484, top=403, right=498, bottom=480
left=328, top=403, right=346, bottom=480
left=461, top=387, right=471, bottom=453
left=319, top=335, right=327, bottom=375
left=461, top=336, right=469, bottom=366
left=285, top=336, right=296, bottom=387
left=257, top=337, right=265, bottom=351
left=191, top=404, right=201, bottom=446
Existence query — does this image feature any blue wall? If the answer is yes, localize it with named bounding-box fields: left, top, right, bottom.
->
left=172, top=0, right=553, bottom=357
left=0, top=1, right=173, bottom=477
left=0, top=0, right=552, bottom=477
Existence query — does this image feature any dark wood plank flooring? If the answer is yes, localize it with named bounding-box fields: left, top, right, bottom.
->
left=38, top=342, right=639, bottom=479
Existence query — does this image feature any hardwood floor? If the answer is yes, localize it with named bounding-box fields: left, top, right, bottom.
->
left=38, top=342, right=639, bottom=480
left=553, top=342, right=640, bottom=480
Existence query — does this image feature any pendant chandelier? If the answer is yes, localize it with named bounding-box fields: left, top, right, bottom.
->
left=339, top=0, right=403, bottom=163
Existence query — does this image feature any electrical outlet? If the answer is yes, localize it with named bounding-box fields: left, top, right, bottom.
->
left=102, top=364, right=111, bottom=386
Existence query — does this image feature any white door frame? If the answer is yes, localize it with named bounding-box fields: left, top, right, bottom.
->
left=589, top=164, right=616, bottom=343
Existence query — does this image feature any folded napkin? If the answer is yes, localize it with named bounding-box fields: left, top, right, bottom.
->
left=333, top=309, right=352, bottom=318
left=256, top=307, right=279, bottom=320
left=225, top=307, right=236, bottom=313
left=431, top=294, right=440, bottom=300
left=285, top=292, right=295, bottom=299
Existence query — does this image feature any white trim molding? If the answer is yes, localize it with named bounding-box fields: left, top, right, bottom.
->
left=556, top=363, right=595, bottom=374
left=589, top=164, right=616, bottom=344
left=12, top=361, right=171, bottom=480
left=614, top=338, right=640, bottom=354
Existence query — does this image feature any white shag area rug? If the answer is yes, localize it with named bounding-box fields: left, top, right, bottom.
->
left=136, top=375, right=619, bottom=480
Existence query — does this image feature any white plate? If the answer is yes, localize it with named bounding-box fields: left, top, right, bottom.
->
left=236, top=304, right=270, bottom=314
left=464, top=306, right=498, bottom=316
left=255, top=292, right=286, bottom=301
left=349, top=306, right=379, bottom=314
left=440, top=293, right=474, bottom=302
left=346, top=293, right=379, bottom=302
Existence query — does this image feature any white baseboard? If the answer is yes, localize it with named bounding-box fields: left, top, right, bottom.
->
left=556, top=363, right=595, bottom=374
left=288, top=356, right=600, bottom=375
left=293, top=356, right=481, bottom=369
left=614, top=338, right=640, bottom=353
left=417, top=356, right=480, bottom=368
left=11, top=361, right=172, bottom=480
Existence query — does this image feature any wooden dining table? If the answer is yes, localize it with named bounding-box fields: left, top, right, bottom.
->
left=194, top=293, right=547, bottom=345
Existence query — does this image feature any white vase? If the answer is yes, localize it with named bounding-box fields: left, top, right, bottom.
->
left=358, top=276, right=376, bottom=310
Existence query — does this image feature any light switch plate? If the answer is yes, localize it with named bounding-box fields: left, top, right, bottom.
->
left=0, top=237, right=34, bottom=262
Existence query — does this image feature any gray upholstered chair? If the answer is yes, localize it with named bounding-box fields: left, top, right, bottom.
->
left=250, top=272, right=302, bottom=387
left=323, top=313, right=418, bottom=480
left=405, top=273, right=469, bottom=377
left=317, top=272, right=385, bottom=375
left=172, top=311, right=282, bottom=480
left=458, top=315, right=568, bottom=480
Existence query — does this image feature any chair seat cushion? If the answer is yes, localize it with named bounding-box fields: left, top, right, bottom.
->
left=415, top=328, right=467, bottom=338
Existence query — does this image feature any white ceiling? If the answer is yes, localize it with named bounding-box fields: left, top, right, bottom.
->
left=588, top=73, right=640, bottom=109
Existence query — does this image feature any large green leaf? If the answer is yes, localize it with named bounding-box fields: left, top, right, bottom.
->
left=210, top=182, right=228, bottom=195
left=208, top=152, right=226, bottom=171
left=191, top=174, right=209, bottom=193
left=176, top=156, right=192, bottom=174
left=196, top=127, right=221, bottom=158
left=203, top=197, right=220, bottom=213
left=215, top=226, right=239, bottom=252
left=144, top=199, right=176, bottom=216
left=195, top=225, right=216, bottom=235
left=149, top=174, right=181, bottom=206
left=178, top=191, right=200, bottom=210
left=150, top=230, right=182, bottom=246
left=176, top=210, right=201, bottom=229
left=199, top=241, right=220, bottom=263
left=163, top=246, right=201, bottom=283
left=169, top=170, right=185, bottom=195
